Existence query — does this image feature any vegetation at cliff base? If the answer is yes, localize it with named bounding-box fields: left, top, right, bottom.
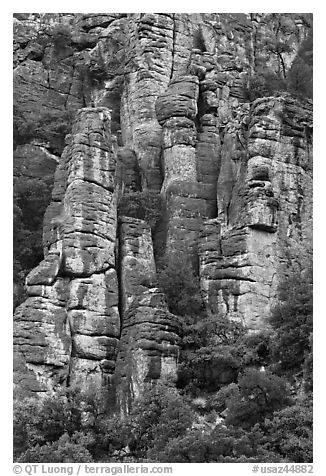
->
left=14, top=267, right=313, bottom=463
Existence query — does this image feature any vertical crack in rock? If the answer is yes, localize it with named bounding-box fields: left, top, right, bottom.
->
left=114, top=216, right=181, bottom=414
left=120, top=13, right=175, bottom=191
left=170, top=14, right=176, bottom=80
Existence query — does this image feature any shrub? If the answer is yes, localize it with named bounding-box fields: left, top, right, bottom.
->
left=157, top=251, right=203, bottom=317
left=13, top=175, right=53, bottom=306
left=120, top=383, right=194, bottom=461
left=13, top=386, right=105, bottom=461
left=263, top=403, right=313, bottom=462
left=118, top=190, right=163, bottom=233
left=13, top=107, right=74, bottom=154
left=17, top=432, right=93, bottom=463
left=225, top=368, right=292, bottom=429
left=269, top=269, right=313, bottom=376
left=48, top=24, right=73, bottom=51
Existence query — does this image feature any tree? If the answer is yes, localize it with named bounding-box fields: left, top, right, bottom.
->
left=157, top=251, right=204, bottom=317
left=124, top=383, right=194, bottom=460
left=269, top=269, right=313, bottom=377
left=17, top=432, right=93, bottom=463
left=152, top=423, right=284, bottom=463
left=13, top=175, right=53, bottom=308
left=287, top=29, right=313, bottom=98
left=225, top=368, right=292, bottom=429
left=13, top=386, right=105, bottom=461
left=263, top=403, right=313, bottom=462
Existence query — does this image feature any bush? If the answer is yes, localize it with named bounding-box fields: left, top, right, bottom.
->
left=13, top=107, right=74, bottom=154
left=157, top=251, right=203, bottom=317
left=118, top=191, right=163, bottom=233
left=47, top=24, right=73, bottom=51
left=87, top=53, right=108, bottom=84
left=287, top=30, right=313, bottom=99
left=243, top=71, right=288, bottom=102
left=17, top=432, right=93, bottom=463
left=225, top=368, right=292, bottom=429
left=263, top=403, right=313, bottom=462
left=269, top=269, right=313, bottom=376
left=13, top=175, right=54, bottom=306
left=152, top=423, right=283, bottom=463
left=118, top=383, right=195, bottom=461
left=13, top=386, right=105, bottom=461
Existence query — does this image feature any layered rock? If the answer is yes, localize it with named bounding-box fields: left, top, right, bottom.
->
left=13, top=13, right=313, bottom=406
left=114, top=217, right=180, bottom=414
left=114, top=290, right=180, bottom=415
left=200, top=95, right=313, bottom=329
left=14, top=107, right=120, bottom=395
left=118, top=217, right=157, bottom=314
left=120, top=14, right=175, bottom=191
left=155, top=51, right=222, bottom=264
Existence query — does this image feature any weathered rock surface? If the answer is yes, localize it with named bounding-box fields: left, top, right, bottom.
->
left=200, top=95, right=313, bottom=329
left=14, top=107, right=120, bottom=395
left=114, top=217, right=180, bottom=413
left=118, top=217, right=157, bottom=314
left=13, top=13, right=312, bottom=407
left=114, top=289, right=181, bottom=414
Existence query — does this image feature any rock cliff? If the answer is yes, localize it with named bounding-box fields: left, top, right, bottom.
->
left=13, top=13, right=312, bottom=409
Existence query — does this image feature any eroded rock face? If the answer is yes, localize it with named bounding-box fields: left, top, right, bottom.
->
left=118, top=217, right=157, bottom=314
left=114, top=289, right=181, bottom=415
left=14, top=107, right=120, bottom=396
left=200, top=95, right=313, bottom=329
left=14, top=13, right=312, bottom=407
left=114, top=217, right=180, bottom=413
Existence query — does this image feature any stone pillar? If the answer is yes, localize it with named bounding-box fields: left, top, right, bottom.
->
left=114, top=217, right=180, bottom=414
left=120, top=13, right=175, bottom=191
left=14, top=107, right=121, bottom=396
left=200, top=95, right=313, bottom=330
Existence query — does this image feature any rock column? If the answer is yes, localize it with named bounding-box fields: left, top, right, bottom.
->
left=14, top=107, right=120, bottom=395
left=114, top=217, right=180, bottom=414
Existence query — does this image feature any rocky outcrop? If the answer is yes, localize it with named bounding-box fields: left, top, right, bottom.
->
left=14, top=107, right=120, bottom=395
left=13, top=13, right=313, bottom=407
left=200, top=95, right=312, bottom=329
left=120, top=14, right=174, bottom=191
left=118, top=217, right=157, bottom=314
left=114, top=289, right=181, bottom=414
left=114, top=217, right=180, bottom=413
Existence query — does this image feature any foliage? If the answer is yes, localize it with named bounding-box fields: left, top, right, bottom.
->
left=243, top=71, right=288, bottom=102
left=178, top=345, right=240, bottom=392
left=151, top=423, right=284, bottom=463
left=224, top=368, right=292, bottom=429
left=157, top=251, right=203, bottom=317
left=193, top=28, right=207, bottom=52
left=87, top=52, right=108, bottom=84
left=13, top=107, right=74, bottom=154
left=263, top=402, right=313, bottom=462
left=242, top=13, right=312, bottom=101
left=235, top=330, right=275, bottom=369
left=13, top=175, right=53, bottom=308
left=125, top=383, right=195, bottom=460
left=269, top=269, right=313, bottom=376
left=287, top=29, right=313, bottom=99
left=13, top=386, right=105, bottom=462
left=17, top=432, right=93, bottom=463
left=47, top=24, right=73, bottom=51
left=118, top=191, right=163, bottom=233
left=14, top=379, right=311, bottom=463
